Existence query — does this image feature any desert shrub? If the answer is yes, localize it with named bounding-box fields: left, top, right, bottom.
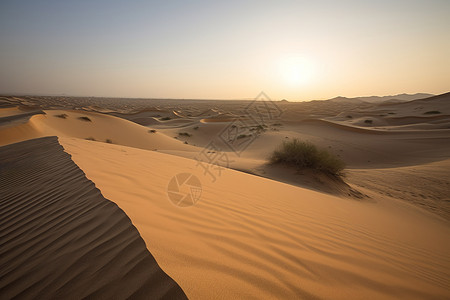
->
left=85, top=137, right=96, bottom=141
left=78, top=116, right=92, bottom=122
left=55, top=113, right=68, bottom=119
left=272, top=123, right=282, bottom=126
left=105, top=139, right=112, bottom=143
left=364, top=119, right=373, bottom=124
left=161, top=116, right=171, bottom=120
left=193, top=126, right=199, bottom=130
left=249, top=125, right=266, bottom=132
left=148, top=129, right=156, bottom=133
left=346, top=115, right=352, bottom=119
left=423, top=111, right=441, bottom=115
left=237, top=134, right=250, bottom=139
left=269, top=139, right=345, bottom=176
left=179, top=132, right=192, bottom=137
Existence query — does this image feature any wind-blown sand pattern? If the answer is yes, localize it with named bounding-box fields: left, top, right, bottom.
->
left=0, top=93, right=449, bottom=299
left=61, top=137, right=450, bottom=299
left=0, top=137, right=187, bottom=299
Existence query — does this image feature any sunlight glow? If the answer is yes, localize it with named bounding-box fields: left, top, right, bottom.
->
left=278, top=56, right=317, bottom=86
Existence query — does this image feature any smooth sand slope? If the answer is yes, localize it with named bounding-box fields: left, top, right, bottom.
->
left=0, top=137, right=187, bottom=299
left=1, top=94, right=449, bottom=299
left=347, top=159, right=450, bottom=219
left=153, top=110, right=450, bottom=214
left=1, top=95, right=449, bottom=216
left=0, top=109, right=198, bottom=152
left=61, top=137, right=450, bottom=300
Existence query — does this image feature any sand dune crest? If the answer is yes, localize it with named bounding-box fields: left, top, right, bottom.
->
left=0, top=137, right=187, bottom=299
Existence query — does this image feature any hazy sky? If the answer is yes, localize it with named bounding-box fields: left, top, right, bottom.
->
left=0, top=0, right=449, bottom=100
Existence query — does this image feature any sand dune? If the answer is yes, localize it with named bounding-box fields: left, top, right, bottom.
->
left=61, top=137, right=450, bottom=300
left=1, top=93, right=449, bottom=299
left=0, top=109, right=199, bottom=152
left=0, top=106, right=44, bottom=128
left=0, top=137, right=187, bottom=299
left=130, top=116, right=163, bottom=126
left=347, top=159, right=450, bottom=220
left=214, top=119, right=450, bottom=171
left=284, top=118, right=391, bottom=134
left=369, top=92, right=450, bottom=117
left=0, top=107, right=25, bottom=117
left=383, top=115, right=450, bottom=126
left=200, top=117, right=242, bottom=123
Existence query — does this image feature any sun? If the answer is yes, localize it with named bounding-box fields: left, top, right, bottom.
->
left=278, top=55, right=317, bottom=86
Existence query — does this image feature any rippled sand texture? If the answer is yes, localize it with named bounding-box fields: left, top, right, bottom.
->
left=0, top=137, right=187, bottom=299
left=62, top=137, right=450, bottom=299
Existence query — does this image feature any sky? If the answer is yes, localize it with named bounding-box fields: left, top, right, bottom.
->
left=0, top=0, right=449, bottom=101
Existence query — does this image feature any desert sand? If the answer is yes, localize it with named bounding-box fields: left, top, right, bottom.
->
left=1, top=93, right=449, bottom=299
left=0, top=137, right=186, bottom=299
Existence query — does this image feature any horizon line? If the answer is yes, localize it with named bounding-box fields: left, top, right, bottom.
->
left=0, top=91, right=443, bottom=103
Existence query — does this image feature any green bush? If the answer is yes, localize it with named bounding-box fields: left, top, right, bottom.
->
left=269, top=139, right=345, bottom=176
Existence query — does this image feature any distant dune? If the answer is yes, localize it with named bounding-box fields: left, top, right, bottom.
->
left=328, top=93, right=435, bottom=104
left=0, top=109, right=198, bottom=152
